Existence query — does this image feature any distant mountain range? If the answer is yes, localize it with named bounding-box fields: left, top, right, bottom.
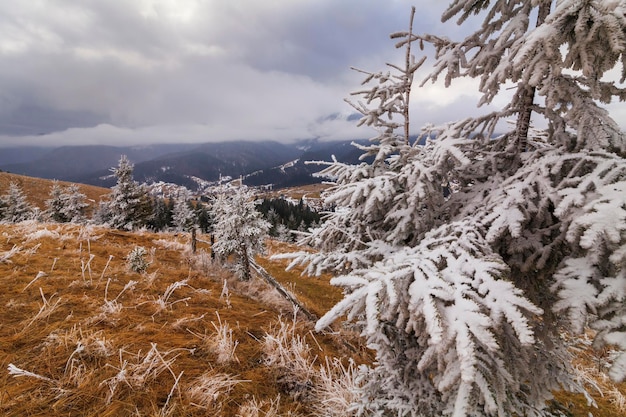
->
left=0, top=139, right=368, bottom=190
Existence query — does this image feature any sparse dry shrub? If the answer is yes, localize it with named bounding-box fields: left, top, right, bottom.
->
left=189, top=248, right=213, bottom=274
left=569, top=333, right=626, bottom=414
left=153, top=279, right=191, bottom=314
left=208, top=312, right=239, bottom=364
left=309, top=357, right=362, bottom=417
left=185, top=370, right=246, bottom=411
left=100, top=343, right=181, bottom=404
left=171, top=313, right=206, bottom=331
left=0, top=244, right=20, bottom=263
left=86, top=278, right=137, bottom=326
left=22, top=288, right=63, bottom=331
left=44, top=325, right=114, bottom=360
left=153, top=238, right=187, bottom=252
left=236, top=395, right=282, bottom=417
left=24, top=227, right=60, bottom=241
left=262, top=314, right=316, bottom=400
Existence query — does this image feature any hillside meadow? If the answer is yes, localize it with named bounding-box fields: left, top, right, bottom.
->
left=0, top=174, right=624, bottom=416
left=0, top=222, right=373, bottom=416
left=0, top=172, right=109, bottom=212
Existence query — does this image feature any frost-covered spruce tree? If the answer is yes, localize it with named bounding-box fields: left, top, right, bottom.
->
left=45, top=181, right=67, bottom=223
left=102, top=155, right=151, bottom=230
left=45, top=182, right=88, bottom=223
left=172, top=191, right=196, bottom=232
left=62, top=184, right=89, bottom=223
left=0, top=182, right=34, bottom=223
left=211, top=187, right=270, bottom=281
left=284, top=3, right=626, bottom=416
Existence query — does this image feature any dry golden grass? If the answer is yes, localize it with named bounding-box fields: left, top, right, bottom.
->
left=0, top=172, right=110, bottom=210
left=0, top=218, right=624, bottom=416
left=0, top=222, right=369, bottom=416
left=260, top=183, right=330, bottom=200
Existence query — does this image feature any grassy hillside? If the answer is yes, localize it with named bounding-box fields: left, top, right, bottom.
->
left=0, top=172, right=623, bottom=416
left=0, top=171, right=110, bottom=210
left=0, top=222, right=370, bottom=416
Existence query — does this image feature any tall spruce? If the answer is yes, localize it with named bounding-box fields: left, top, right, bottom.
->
left=284, top=2, right=626, bottom=416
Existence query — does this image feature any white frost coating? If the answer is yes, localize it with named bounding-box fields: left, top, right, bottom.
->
left=281, top=1, right=626, bottom=415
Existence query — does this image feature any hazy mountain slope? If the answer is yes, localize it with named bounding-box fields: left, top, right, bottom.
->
left=1, top=140, right=367, bottom=190
left=0, top=144, right=197, bottom=182
left=244, top=139, right=368, bottom=187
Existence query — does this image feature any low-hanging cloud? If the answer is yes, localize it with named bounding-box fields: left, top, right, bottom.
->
left=1, top=1, right=621, bottom=148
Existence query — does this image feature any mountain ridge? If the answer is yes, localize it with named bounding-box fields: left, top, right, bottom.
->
left=0, top=139, right=366, bottom=190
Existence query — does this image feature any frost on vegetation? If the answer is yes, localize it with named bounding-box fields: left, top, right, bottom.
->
left=126, top=246, right=150, bottom=273
left=0, top=244, right=20, bottom=263
left=152, top=279, right=191, bottom=314
left=309, top=358, right=363, bottom=417
left=24, top=227, right=60, bottom=241
left=88, top=278, right=137, bottom=325
left=44, top=326, right=114, bottom=360
left=208, top=312, right=239, bottom=364
left=23, top=288, right=63, bottom=330
left=281, top=1, right=626, bottom=415
left=153, top=238, right=187, bottom=252
left=236, top=395, right=283, bottom=417
left=262, top=315, right=316, bottom=400
left=185, top=370, right=247, bottom=411
left=211, top=187, right=270, bottom=281
left=100, top=343, right=182, bottom=404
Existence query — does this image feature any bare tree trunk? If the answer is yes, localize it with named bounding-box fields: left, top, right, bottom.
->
left=240, top=243, right=251, bottom=281
left=191, top=228, right=197, bottom=254
left=250, top=260, right=317, bottom=322
left=402, top=6, right=416, bottom=145
left=515, top=1, right=551, bottom=152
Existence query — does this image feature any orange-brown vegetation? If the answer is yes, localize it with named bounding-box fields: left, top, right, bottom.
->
left=261, top=183, right=330, bottom=201
left=0, top=173, right=623, bottom=416
left=0, top=222, right=369, bottom=416
left=0, top=172, right=110, bottom=211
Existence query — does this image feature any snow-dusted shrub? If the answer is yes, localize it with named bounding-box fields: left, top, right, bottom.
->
left=126, top=246, right=149, bottom=273
left=44, top=182, right=89, bottom=223
left=0, top=182, right=34, bottom=223
left=97, top=156, right=151, bottom=230
left=262, top=315, right=316, bottom=400
left=185, top=370, right=244, bottom=411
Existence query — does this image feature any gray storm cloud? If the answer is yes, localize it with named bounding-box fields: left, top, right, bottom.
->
left=5, top=1, right=617, bottom=147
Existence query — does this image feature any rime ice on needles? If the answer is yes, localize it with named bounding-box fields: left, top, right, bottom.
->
left=284, top=2, right=626, bottom=416
left=211, top=187, right=270, bottom=281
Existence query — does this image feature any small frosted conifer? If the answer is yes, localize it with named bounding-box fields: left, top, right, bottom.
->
left=0, top=182, right=34, bottom=223
left=172, top=191, right=197, bottom=232
left=100, top=156, right=151, bottom=230
left=45, top=181, right=88, bottom=223
left=285, top=2, right=626, bottom=416
left=211, top=187, right=270, bottom=281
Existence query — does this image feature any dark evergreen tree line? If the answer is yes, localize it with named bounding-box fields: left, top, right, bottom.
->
left=257, top=198, right=321, bottom=239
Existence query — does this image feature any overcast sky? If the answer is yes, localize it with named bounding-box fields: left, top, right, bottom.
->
left=0, top=1, right=624, bottom=148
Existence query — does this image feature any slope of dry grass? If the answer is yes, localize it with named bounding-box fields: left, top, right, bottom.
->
left=0, top=222, right=370, bottom=416
left=0, top=172, right=110, bottom=210
left=0, top=208, right=623, bottom=416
